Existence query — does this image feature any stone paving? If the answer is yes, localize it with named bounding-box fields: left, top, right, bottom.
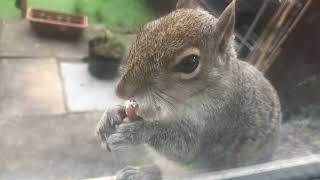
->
left=0, top=19, right=89, bottom=59
left=1, top=18, right=320, bottom=180
left=0, top=112, right=114, bottom=180
left=59, top=62, right=121, bottom=112
left=0, top=58, right=65, bottom=116
left=0, top=18, right=124, bottom=180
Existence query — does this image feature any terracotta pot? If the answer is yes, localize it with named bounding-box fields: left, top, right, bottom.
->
left=26, top=8, right=88, bottom=39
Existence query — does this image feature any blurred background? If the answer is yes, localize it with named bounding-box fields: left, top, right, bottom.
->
left=0, top=0, right=320, bottom=179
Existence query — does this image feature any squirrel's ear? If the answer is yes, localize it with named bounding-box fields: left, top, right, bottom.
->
left=176, top=0, right=201, bottom=9
left=213, top=0, right=236, bottom=53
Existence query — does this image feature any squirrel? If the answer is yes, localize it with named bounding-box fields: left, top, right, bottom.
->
left=95, top=0, right=282, bottom=179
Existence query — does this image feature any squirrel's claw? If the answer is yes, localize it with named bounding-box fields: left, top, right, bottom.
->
left=95, top=105, right=126, bottom=151
left=106, top=120, right=145, bottom=151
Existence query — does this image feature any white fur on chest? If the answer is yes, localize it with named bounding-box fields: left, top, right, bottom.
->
left=144, top=145, right=192, bottom=177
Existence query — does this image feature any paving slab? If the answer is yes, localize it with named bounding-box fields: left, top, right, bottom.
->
left=0, top=58, right=65, bottom=116
left=60, top=62, right=122, bottom=112
left=0, top=112, right=116, bottom=180
left=0, top=19, right=137, bottom=60
left=0, top=19, right=91, bottom=59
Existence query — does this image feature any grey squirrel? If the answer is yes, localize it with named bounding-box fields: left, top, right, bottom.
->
left=95, top=0, right=282, bottom=179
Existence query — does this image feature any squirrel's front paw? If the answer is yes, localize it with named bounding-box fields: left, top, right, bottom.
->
left=95, top=105, right=126, bottom=150
left=115, top=165, right=161, bottom=180
left=107, top=120, right=145, bottom=151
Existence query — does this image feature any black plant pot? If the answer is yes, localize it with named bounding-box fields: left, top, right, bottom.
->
left=87, top=36, right=122, bottom=80
left=88, top=56, right=120, bottom=80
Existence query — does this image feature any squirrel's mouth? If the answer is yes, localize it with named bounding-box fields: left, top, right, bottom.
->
left=137, top=102, right=162, bottom=120
left=133, top=96, right=163, bottom=120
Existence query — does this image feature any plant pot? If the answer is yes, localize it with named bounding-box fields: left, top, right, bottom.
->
left=88, top=56, right=121, bottom=80
left=26, top=8, right=88, bottom=39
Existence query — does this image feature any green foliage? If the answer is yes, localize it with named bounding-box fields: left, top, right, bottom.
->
left=74, top=0, right=103, bottom=24
left=28, top=0, right=76, bottom=13
left=76, top=0, right=153, bottom=28
left=0, top=0, right=20, bottom=17
left=0, top=0, right=153, bottom=28
left=89, top=30, right=127, bottom=60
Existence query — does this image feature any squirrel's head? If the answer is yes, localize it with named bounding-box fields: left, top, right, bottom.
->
left=116, top=0, right=237, bottom=115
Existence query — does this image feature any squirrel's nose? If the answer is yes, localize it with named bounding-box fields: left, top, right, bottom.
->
left=115, top=79, right=137, bottom=99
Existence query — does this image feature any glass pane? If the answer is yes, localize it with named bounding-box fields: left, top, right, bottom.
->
left=1, top=0, right=319, bottom=179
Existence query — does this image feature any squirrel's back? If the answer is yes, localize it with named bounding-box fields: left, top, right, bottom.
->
left=195, top=59, right=282, bottom=169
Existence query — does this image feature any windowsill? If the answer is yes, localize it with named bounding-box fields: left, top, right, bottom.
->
left=85, top=154, right=320, bottom=180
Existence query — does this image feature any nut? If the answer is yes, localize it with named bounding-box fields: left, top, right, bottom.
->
left=125, top=99, right=139, bottom=121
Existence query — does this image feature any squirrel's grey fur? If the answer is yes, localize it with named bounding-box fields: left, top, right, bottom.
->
left=96, top=1, right=281, bottom=179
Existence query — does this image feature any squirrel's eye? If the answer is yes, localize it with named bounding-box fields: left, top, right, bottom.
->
left=175, top=55, right=200, bottom=74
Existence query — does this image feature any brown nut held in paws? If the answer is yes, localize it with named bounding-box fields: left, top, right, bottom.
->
left=125, top=99, right=139, bottom=122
